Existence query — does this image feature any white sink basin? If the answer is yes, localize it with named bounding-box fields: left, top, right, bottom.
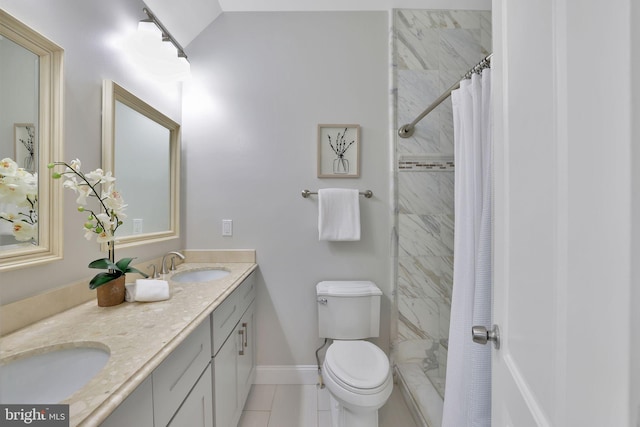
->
left=0, top=344, right=110, bottom=404
left=170, top=268, right=230, bottom=283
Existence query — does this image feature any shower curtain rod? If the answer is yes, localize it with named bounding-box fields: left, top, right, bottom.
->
left=397, top=53, right=493, bottom=139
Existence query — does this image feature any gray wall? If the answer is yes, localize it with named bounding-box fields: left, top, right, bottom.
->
left=182, top=12, right=391, bottom=366
left=0, top=0, right=185, bottom=304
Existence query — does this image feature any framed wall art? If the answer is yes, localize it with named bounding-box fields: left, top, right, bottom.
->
left=14, top=123, right=36, bottom=172
left=317, top=124, right=360, bottom=178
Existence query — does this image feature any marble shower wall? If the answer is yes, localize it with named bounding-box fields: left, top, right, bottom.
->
left=393, top=9, right=491, bottom=394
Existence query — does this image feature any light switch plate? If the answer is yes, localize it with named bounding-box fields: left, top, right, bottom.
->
left=222, top=219, right=233, bottom=236
left=133, top=218, right=143, bottom=234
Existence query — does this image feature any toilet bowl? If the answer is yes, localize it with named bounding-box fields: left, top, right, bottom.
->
left=316, top=281, right=393, bottom=427
left=322, top=341, right=393, bottom=427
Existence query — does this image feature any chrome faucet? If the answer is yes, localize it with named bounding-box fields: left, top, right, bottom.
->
left=147, top=264, right=160, bottom=279
left=161, top=251, right=185, bottom=275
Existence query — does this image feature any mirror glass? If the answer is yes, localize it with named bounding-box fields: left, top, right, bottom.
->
left=102, top=80, right=180, bottom=248
left=0, top=37, right=39, bottom=247
left=0, top=11, right=63, bottom=270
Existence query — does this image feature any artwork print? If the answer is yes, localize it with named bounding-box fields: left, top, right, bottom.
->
left=317, top=124, right=360, bottom=178
left=14, top=123, right=36, bottom=173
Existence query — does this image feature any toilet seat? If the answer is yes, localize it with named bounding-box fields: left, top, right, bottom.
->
left=324, top=341, right=391, bottom=396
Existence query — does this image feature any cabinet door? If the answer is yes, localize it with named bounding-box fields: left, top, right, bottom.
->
left=100, top=376, right=153, bottom=427
left=213, top=330, right=239, bottom=427
left=153, top=320, right=212, bottom=427
left=237, top=301, right=255, bottom=407
left=168, top=364, right=213, bottom=427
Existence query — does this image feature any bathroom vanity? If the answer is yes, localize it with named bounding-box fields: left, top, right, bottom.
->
left=0, top=250, right=257, bottom=426
left=102, top=271, right=256, bottom=427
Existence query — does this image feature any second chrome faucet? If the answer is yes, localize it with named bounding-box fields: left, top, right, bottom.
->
left=161, top=251, right=185, bottom=275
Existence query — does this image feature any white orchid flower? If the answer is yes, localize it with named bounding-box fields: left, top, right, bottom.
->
left=50, top=159, right=130, bottom=258
left=101, top=171, right=116, bottom=185
left=95, top=212, right=114, bottom=230
left=84, top=168, right=105, bottom=186
left=103, top=188, right=127, bottom=214
left=0, top=179, right=27, bottom=205
left=69, top=158, right=81, bottom=171
left=96, top=229, right=113, bottom=243
left=17, top=170, right=37, bottom=196
left=73, top=184, right=94, bottom=205
left=13, top=221, right=36, bottom=242
left=0, top=158, right=18, bottom=177
left=62, top=176, right=79, bottom=191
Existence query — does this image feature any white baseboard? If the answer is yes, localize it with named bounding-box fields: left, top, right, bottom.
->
left=254, top=365, right=320, bottom=385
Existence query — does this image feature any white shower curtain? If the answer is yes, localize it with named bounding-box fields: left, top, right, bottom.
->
left=442, top=69, right=492, bottom=427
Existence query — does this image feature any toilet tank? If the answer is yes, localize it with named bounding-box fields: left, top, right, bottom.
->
left=316, top=281, right=382, bottom=339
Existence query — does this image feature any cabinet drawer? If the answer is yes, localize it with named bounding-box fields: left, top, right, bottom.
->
left=211, top=287, right=239, bottom=356
left=153, top=319, right=211, bottom=427
left=211, top=272, right=256, bottom=356
left=168, top=364, right=213, bottom=427
left=237, top=272, right=256, bottom=321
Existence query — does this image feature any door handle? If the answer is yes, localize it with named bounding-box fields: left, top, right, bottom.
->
left=472, top=324, right=500, bottom=350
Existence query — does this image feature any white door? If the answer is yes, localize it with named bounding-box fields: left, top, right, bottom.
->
left=491, top=0, right=633, bottom=426
left=491, top=0, right=560, bottom=424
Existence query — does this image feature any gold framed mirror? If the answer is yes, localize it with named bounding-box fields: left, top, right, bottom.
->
left=101, top=80, right=180, bottom=248
left=0, top=10, right=63, bottom=271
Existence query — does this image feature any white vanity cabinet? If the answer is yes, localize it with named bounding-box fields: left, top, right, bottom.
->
left=100, top=319, right=212, bottom=427
left=153, top=319, right=212, bottom=426
left=100, top=271, right=257, bottom=427
left=100, top=376, right=154, bottom=427
left=167, top=364, right=213, bottom=427
left=212, top=272, right=256, bottom=427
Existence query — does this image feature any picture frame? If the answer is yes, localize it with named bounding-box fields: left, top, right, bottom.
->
left=317, top=124, right=360, bottom=178
left=14, top=123, right=36, bottom=172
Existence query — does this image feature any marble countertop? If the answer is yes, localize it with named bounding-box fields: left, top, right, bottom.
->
left=0, top=260, right=258, bottom=426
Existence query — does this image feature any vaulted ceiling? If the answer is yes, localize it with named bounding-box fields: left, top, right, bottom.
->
left=142, top=0, right=490, bottom=48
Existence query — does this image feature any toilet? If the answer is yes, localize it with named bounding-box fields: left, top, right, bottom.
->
left=317, top=281, right=393, bottom=427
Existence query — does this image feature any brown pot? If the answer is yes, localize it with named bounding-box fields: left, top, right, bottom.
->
left=96, top=275, right=126, bottom=307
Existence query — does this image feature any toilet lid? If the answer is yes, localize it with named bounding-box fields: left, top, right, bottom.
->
left=325, top=341, right=390, bottom=390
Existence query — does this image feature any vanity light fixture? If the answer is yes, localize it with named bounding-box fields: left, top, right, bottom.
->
left=140, top=7, right=187, bottom=61
left=124, top=7, right=190, bottom=82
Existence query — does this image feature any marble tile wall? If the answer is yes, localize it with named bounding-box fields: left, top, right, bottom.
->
left=392, top=9, right=491, bottom=401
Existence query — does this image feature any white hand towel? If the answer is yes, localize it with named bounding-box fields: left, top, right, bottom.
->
left=318, top=188, right=361, bottom=241
left=124, top=282, right=136, bottom=302
left=125, top=279, right=170, bottom=302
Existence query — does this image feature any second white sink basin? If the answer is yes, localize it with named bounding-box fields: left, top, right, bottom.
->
left=0, top=344, right=110, bottom=404
left=170, top=268, right=230, bottom=283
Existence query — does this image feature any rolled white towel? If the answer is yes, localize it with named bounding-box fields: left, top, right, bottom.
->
left=125, top=282, right=136, bottom=302
left=125, top=279, right=170, bottom=302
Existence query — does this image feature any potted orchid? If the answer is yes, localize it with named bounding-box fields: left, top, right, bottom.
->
left=48, top=159, right=147, bottom=306
left=0, top=158, right=38, bottom=243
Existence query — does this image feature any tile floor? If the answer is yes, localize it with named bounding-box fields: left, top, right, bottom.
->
left=238, top=383, right=419, bottom=427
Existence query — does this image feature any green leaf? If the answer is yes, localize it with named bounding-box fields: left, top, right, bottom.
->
left=115, top=257, right=135, bottom=272
left=88, top=258, right=119, bottom=271
left=125, top=266, right=149, bottom=278
left=89, top=272, right=121, bottom=289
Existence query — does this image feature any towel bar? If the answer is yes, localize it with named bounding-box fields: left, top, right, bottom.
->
left=301, top=189, right=373, bottom=199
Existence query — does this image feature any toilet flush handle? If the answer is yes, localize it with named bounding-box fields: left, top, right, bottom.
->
left=317, top=298, right=328, bottom=305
